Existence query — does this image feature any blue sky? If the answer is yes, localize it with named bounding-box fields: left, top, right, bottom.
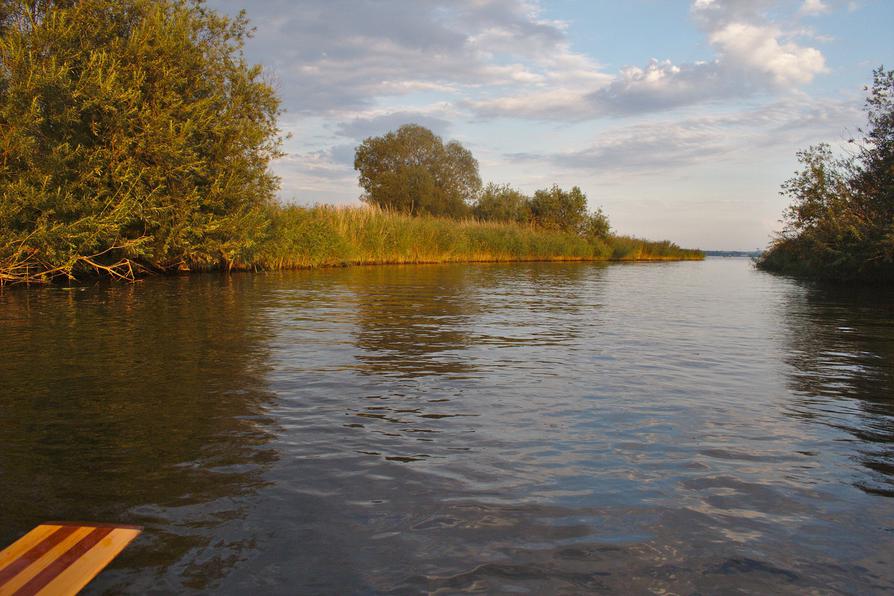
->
left=208, top=0, right=892, bottom=250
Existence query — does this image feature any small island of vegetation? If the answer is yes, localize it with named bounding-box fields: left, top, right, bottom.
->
left=757, top=68, right=893, bottom=284
left=0, top=0, right=700, bottom=285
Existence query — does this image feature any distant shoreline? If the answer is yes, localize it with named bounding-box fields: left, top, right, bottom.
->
left=703, top=251, right=761, bottom=258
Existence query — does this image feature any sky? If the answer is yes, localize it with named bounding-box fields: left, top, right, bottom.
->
left=206, top=0, right=893, bottom=250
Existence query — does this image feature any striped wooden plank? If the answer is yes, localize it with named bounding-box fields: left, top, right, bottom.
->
left=0, top=523, right=141, bottom=596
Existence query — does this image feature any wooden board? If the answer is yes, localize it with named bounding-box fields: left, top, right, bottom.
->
left=0, top=523, right=141, bottom=596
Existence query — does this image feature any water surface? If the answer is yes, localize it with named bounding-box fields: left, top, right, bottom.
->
left=1, top=259, right=892, bottom=593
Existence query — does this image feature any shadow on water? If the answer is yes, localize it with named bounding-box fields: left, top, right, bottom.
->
left=781, top=281, right=894, bottom=496
left=0, top=276, right=278, bottom=592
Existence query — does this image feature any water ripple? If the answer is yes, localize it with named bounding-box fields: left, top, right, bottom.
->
left=1, top=260, right=893, bottom=593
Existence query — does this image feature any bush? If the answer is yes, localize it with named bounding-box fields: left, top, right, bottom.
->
left=530, top=184, right=595, bottom=235
left=584, top=208, right=611, bottom=242
left=0, top=0, right=283, bottom=283
left=473, top=183, right=532, bottom=224
left=757, top=67, right=894, bottom=283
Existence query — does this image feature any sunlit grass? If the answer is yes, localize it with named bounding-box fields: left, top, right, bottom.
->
left=220, top=205, right=702, bottom=271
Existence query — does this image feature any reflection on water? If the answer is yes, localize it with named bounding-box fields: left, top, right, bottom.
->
left=0, top=259, right=893, bottom=594
left=782, top=284, right=894, bottom=496
left=352, top=265, right=479, bottom=378
left=0, top=277, right=277, bottom=591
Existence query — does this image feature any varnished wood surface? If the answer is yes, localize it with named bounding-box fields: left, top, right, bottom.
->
left=0, top=523, right=141, bottom=596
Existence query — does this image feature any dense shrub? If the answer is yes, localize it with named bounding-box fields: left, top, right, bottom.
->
left=529, top=185, right=588, bottom=233
left=758, top=68, right=894, bottom=283
left=474, top=183, right=532, bottom=224
left=0, top=0, right=283, bottom=283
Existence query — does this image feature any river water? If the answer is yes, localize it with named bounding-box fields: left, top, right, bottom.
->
left=1, top=258, right=892, bottom=594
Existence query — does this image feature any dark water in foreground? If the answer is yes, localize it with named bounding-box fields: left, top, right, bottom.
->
left=1, top=258, right=893, bottom=594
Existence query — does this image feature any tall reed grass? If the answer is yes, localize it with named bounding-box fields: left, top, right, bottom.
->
left=1, top=204, right=703, bottom=283
left=228, top=205, right=702, bottom=271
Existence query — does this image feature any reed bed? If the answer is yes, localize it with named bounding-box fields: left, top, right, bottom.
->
left=228, top=205, right=703, bottom=271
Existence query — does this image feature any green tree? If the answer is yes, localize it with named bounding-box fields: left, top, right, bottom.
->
left=584, top=208, right=611, bottom=241
left=851, top=67, right=894, bottom=265
left=473, top=183, right=531, bottom=224
left=779, top=144, right=852, bottom=236
left=759, top=68, right=894, bottom=282
left=0, top=0, right=283, bottom=283
left=353, top=124, right=481, bottom=218
left=529, top=185, right=589, bottom=233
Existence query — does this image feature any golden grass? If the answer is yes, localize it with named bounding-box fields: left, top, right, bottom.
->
left=226, top=204, right=703, bottom=271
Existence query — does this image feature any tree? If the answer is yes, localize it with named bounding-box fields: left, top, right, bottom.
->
left=529, top=185, right=589, bottom=233
left=474, top=183, right=531, bottom=224
left=584, top=208, right=611, bottom=241
left=779, top=144, right=852, bottom=238
left=0, top=0, right=283, bottom=282
left=354, top=124, right=481, bottom=218
left=850, top=67, right=894, bottom=266
left=758, top=67, right=894, bottom=281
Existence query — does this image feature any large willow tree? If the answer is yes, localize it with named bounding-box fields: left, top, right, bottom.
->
left=0, top=0, right=282, bottom=282
left=354, top=124, right=481, bottom=218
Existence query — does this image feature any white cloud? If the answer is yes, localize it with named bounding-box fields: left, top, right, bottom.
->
left=509, top=97, right=861, bottom=174
left=206, top=0, right=831, bottom=124
left=710, top=22, right=826, bottom=85
left=468, top=0, right=829, bottom=120
left=800, top=0, right=831, bottom=15
left=208, top=0, right=600, bottom=115
left=334, top=110, right=454, bottom=140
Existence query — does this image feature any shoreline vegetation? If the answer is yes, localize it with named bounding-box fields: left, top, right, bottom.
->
left=0, top=204, right=703, bottom=285
left=249, top=205, right=703, bottom=271
left=756, top=68, right=893, bottom=284
left=0, top=0, right=702, bottom=287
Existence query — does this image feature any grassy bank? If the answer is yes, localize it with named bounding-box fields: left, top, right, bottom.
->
left=235, top=205, right=702, bottom=271
left=0, top=1, right=702, bottom=286
left=0, top=204, right=702, bottom=285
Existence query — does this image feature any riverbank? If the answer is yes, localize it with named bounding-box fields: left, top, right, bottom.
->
left=754, top=69, right=892, bottom=286
left=0, top=205, right=702, bottom=285
left=201, top=205, right=704, bottom=272
left=756, top=237, right=893, bottom=285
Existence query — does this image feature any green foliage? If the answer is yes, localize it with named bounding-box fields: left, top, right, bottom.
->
left=353, top=124, right=481, bottom=218
left=475, top=182, right=611, bottom=243
left=529, top=185, right=589, bottom=233
left=584, top=208, right=611, bottom=242
left=473, top=183, right=532, bottom=224
left=0, top=0, right=283, bottom=283
left=758, top=67, right=894, bottom=283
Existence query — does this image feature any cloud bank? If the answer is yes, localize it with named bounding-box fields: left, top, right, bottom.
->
left=471, top=0, right=828, bottom=119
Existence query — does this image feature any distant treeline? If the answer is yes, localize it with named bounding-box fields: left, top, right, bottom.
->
left=757, top=68, right=893, bottom=284
left=353, top=124, right=613, bottom=241
left=0, top=0, right=700, bottom=285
